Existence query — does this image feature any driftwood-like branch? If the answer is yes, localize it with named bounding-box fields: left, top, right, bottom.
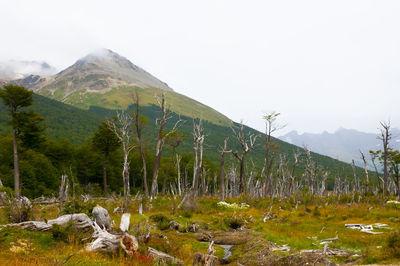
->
left=85, top=221, right=138, bottom=256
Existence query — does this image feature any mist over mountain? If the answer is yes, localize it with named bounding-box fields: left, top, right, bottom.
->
left=279, top=127, right=400, bottom=166
left=13, top=48, right=172, bottom=95
left=0, top=60, right=57, bottom=80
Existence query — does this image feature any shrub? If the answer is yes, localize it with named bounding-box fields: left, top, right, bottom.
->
left=60, top=198, right=96, bottom=216
left=51, top=222, right=74, bottom=242
left=386, top=231, right=400, bottom=257
left=223, top=216, right=244, bottom=230
left=150, top=214, right=171, bottom=230
left=4, top=196, right=32, bottom=223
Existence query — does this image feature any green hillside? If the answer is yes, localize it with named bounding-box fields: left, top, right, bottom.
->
left=40, top=86, right=232, bottom=127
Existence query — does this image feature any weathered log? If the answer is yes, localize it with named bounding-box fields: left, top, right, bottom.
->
left=92, top=205, right=112, bottom=230
left=148, top=247, right=184, bottom=265
left=0, top=213, right=92, bottom=231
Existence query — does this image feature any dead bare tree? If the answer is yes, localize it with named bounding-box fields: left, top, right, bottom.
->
left=231, top=122, right=259, bottom=194
left=192, top=119, right=205, bottom=194
left=132, top=91, right=149, bottom=199
left=107, top=111, right=135, bottom=208
left=378, top=121, right=391, bottom=195
left=288, top=151, right=300, bottom=194
left=176, top=154, right=182, bottom=195
left=261, top=112, right=284, bottom=197
left=360, top=151, right=370, bottom=188
left=303, top=146, right=317, bottom=195
left=351, top=160, right=359, bottom=191
left=150, top=93, right=183, bottom=198
left=219, top=137, right=230, bottom=200
left=162, top=131, right=186, bottom=195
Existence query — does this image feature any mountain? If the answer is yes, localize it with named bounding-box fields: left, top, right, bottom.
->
left=279, top=128, right=400, bottom=166
left=0, top=60, right=57, bottom=80
left=12, top=49, right=231, bottom=126
left=0, top=49, right=368, bottom=187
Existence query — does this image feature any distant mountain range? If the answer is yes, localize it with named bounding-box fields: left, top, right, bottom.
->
left=279, top=128, right=400, bottom=167
left=0, top=60, right=57, bottom=80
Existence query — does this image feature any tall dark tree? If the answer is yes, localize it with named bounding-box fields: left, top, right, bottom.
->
left=132, top=91, right=149, bottom=198
left=16, top=110, right=46, bottom=150
left=92, top=121, right=121, bottom=196
left=0, top=84, right=33, bottom=196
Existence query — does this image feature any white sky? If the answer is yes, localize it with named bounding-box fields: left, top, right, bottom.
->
left=1, top=0, right=399, bottom=135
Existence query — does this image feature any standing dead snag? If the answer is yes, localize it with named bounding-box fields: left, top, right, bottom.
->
left=192, top=119, right=205, bottom=195
left=219, top=137, right=230, bottom=200
left=360, top=151, right=370, bottom=188
left=59, top=174, right=69, bottom=202
left=351, top=160, right=359, bottom=191
left=162, top=131, right=186, bottom=195
left=261, top=111, right=284, bottom=197
left=231, top=122, right=259, bottom=194
left=150, top=93, right=183, bottom=198
left=378, top=121, right=392, bottom=195
left=132, top=91, right=149, bottom=199
left=176, top=154, right=182, bottom=195
left=107, top=111, right=135, bottom=209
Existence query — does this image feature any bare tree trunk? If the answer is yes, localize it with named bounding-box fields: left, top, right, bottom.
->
left=107, top=111, right=134, bottom=209
left=12, top=128, right=20, bottom=196
left=151, top=94, right=168, bottom=198
left=219, top=137, right=229, bottom=200
left=192, top=119, right=204, bottom=195
left=231, top=122, right=259, bottom=194
left=360, top=151, right=370, bottom=189
left=103, top=155, right=108, bottom=196
left=351, top=160, right=359, bottom=191
left=150, top=93, right=183, bottom=198
left=176, top=154, right=182, bottom=196
left=132, top=91, right=149, bottom=199
left=379, top=121, right=391, bottom=195
left=162, top=147, right=176, bottom=195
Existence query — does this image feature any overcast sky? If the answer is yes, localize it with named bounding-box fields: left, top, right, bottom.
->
left=1, top=0, right=399, bottom=135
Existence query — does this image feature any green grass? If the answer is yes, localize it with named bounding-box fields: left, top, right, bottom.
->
left=1, top=195, right=400, bottom=265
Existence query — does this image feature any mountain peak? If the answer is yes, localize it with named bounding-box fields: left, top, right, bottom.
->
left=75, top=48, right=140, bottom=71
left=12, top=48, right=174, bottom=96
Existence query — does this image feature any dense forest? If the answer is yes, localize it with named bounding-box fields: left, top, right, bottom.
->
left=0, top=90, right=370, bottom=198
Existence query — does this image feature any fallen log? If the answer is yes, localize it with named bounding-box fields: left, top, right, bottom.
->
left=148, top=247, right=184, bottom=265
left=0, top=213, right=92, bottom=231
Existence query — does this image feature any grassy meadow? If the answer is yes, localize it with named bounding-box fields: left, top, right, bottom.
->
left=1, top=194, right=400, bottom=265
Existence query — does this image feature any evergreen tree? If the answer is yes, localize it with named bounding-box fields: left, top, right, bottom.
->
left=0, top=84, right=33, bottom=195
left=92, top=121, right=121, bottom=196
